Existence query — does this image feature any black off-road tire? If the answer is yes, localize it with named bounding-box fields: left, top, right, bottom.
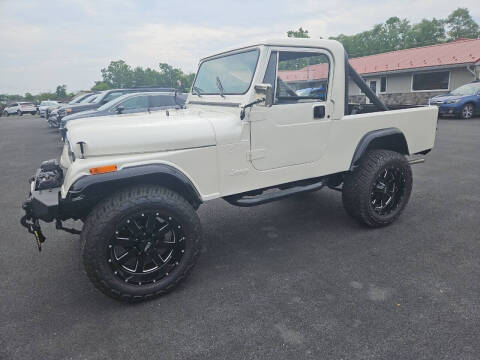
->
left=81, top=185, right=202, bottom=302
left=342, top=150, right=412, bottom=227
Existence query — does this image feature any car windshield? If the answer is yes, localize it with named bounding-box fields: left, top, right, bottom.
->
left=450, top=83, right=480, bottom=96
left=69, top=93, right=89, bottom=103
left=192, top=49, right=259, bottom=95
left=79, top=94, right=97, bottom=103
left=96, top=93, right=131, bottom=111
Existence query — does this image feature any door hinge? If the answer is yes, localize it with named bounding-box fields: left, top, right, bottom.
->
left=247, top=149, right=266, bottom=161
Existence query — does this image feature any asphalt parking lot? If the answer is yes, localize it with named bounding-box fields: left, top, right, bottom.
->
left=1, top=113, right=480, bottom=360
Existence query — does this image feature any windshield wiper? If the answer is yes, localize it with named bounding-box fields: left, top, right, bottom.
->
left=216, top=77, right=225, bottom=98
left=192, top=86, right=203, bottom=97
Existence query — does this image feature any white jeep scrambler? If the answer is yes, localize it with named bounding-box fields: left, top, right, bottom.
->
left=21, top=39, right=438, bottom=301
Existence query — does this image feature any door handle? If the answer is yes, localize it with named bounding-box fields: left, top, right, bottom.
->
left=313, top=105, right=325, bottom=119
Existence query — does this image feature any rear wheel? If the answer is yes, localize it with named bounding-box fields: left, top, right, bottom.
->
left=3, top=111, right=8, bottom=117
left=17, top=110, right=22, bottom=116
left=460, top=103, right=474, bottom=120
left=342, top=150, right=412, bottom=227
left=82, top=185, right=202, bottom=302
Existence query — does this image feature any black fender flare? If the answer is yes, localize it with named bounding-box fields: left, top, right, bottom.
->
left=61, top=164, right=202, bottom=219
left=349, top=128, right=409, bottom=171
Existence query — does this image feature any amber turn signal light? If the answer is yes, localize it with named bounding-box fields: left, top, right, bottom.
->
left=89, top=164, right=117, bottom=175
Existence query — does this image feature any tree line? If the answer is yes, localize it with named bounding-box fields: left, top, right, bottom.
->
left=287, top=8, right=479, bottom=58
left=2, top=7, right=477, bottom=104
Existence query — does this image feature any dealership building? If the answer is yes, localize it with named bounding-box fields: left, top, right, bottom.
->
left=348, top=38, right=480, bottom=105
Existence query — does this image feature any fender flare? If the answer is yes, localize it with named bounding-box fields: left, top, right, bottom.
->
left=349, top=128, right=409, bottom=171
left=61, top=164, right=202, bottom=219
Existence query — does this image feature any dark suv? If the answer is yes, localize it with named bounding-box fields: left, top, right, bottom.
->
left=49, top=88, right=176, bottom=127
left=59, top=91, right=186, bottom=138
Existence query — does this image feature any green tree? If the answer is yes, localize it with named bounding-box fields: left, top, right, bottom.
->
left=24, top=92, right=35, bottom=101
left=287, top=27, right=309, bottom=38
left=56, top=85, right=67, bottom=99
left=158, top=63, right=184, bottom=88
left=445, top=8, right=480, bottom=40
left=101, top=60, right=133, bottom=88
left=411, top=18, right=446, bottom=46
left=91, top=81, right=111, bottom=91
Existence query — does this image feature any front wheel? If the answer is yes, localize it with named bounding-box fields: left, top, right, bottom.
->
left=3, top=111, right=8, bottom=117
left=460, top=103, right=474, bottom=120
left=82, top=186, right=202, bottom=302
left=342, top=150, right=412, bottom=227
left=17, top=110, right=22, bottom=116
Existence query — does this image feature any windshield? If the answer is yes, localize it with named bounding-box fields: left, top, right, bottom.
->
left=193, top=49, right=259, bottom=95
left=79, top=94, right=97, bottom=103
left=40, top=101, right=55, bottom=106
left=69, top=93, right=89, bottom=104
left=97, top=94, right=129, bottom=110
left=450, top=83, right=480, bottom=96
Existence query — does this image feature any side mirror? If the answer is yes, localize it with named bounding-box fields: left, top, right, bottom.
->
left=116, top=106, right=124, bottom=114
left=254, top=84, right=273, bottom=107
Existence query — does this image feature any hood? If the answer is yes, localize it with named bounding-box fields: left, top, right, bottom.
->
left=430, top=94, right=463, bottom=103
left=60, top=102, right=98, bottom=114
left=62, top=109, right=99, bottom=122
left=65, top=108, right=232, bottom=158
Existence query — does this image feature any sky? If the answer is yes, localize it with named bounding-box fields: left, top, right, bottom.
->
left=0, top=0, right=479, bottom=94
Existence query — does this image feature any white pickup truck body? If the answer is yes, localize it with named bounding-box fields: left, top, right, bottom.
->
left=22, top=38, right=438, bottom=301
left=61, top=39, right=437, bottom=202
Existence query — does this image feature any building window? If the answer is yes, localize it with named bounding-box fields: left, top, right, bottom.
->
left=412, top=71, right=449, bottom=91
left=380, top=77, right=387, bottom=93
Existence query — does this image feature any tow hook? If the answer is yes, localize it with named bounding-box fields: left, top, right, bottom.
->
left=20, top=200, right=46, bottom=252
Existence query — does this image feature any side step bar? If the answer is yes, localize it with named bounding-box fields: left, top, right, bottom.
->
left=224, top=180, right=324, bottom=207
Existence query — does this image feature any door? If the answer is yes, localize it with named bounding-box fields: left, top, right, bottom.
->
left=249, top=49, right=333, bottom=171
left=366, top=80, right=378, bottom=104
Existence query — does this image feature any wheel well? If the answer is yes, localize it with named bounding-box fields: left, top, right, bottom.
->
left=62, top=165, right=203, bottom=220
left=350, top=129, right=409, bottom=171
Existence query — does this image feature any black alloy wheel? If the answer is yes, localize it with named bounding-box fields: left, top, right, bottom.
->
left=108, top=211, right=186, bottom=286
left=370, top=167, right=406, bottom=216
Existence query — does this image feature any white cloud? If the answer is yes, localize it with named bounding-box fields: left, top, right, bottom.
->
left=0, top=0, right=478, bottom=94
left=121, top=23, right=278, bottom=73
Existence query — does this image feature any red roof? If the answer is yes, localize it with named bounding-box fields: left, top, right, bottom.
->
left=278, top=38, right=480, bottom=82
left=350, top=38, right=480, bottom=75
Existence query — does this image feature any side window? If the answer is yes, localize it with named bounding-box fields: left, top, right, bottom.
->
left=119, top=96, right=148, bottom=110
left=149, top=95, right=176, bottom=108
left=103, top=91, right=124, bottom=103
left=276, top=52, right=329, bottom=102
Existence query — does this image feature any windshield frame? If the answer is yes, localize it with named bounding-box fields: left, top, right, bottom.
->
left=192, top=48, right=261, bottom=96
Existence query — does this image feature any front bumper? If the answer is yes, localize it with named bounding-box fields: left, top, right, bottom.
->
left=437, top=103, right=462, bottom=115
left=22, top=161, right=63, bottom=223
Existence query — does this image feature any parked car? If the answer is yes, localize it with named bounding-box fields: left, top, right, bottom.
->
left=46, top=93, right=96, bottom=121
left=3, top=102, right=36, bottom=116
left=21, top=38, right=438, bottom=301
left=38, top=101, right=59, bottom=117
left=48, top=93, right=100, bottom=127
left=429, top=81, right=480, bottom=119
left=59, top=91, right=186, bottom=136
left=49, top=87, right=176, bottom=127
